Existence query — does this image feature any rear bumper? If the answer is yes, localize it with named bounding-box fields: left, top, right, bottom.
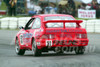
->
left=36, top=39, right=89, bottom=49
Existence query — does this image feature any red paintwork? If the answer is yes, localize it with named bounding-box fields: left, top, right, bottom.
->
left=15, top=14, right=89, bottom=50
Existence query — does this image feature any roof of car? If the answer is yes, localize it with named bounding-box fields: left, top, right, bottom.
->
left=32, top=14, right=75, bottom=22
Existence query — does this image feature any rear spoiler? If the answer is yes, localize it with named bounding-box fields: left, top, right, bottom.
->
left=43, top=20, right=83, bottom=28
left=43, top=20, right=83, bottom=23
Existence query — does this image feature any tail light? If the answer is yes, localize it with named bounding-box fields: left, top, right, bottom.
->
left=81, top=34, right=87, bottom=39
left=40, top=34, right=49, bottom=39
left=76, top=34, right=81, bottom=39
left=49, top=34, right=55, bottom=39
left=39, top=34, right=55, bottom=39
left=76, top=34, right=87, bottom=39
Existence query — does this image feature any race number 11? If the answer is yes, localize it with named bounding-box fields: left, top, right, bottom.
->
left=46, top=40, right=52, bottom=46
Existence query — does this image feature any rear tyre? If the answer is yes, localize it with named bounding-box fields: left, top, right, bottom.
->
left=75, top=47, right=85, bottom=54
left=15, top=39, right=25, bottom=55
left=32, top=39, right=41, bottom=56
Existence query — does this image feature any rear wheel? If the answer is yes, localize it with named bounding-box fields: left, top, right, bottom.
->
left=15, top=39, right=25, bottom=55
left=75, top=47, right=85, bottom=54
left=32, top=39, right=41, bottom=56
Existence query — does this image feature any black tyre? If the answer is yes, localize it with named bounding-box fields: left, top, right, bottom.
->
left=15, top=39, right=25, bottom=55
left=32, top=39, right=41, bottom=56
left=75, top=47, right=85, bottom=54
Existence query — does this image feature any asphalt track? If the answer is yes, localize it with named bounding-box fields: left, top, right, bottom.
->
left=0, top=30, right=100, bottom=67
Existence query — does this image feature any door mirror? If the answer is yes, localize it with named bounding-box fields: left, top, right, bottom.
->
left=19, top=26, right=24, bottom=29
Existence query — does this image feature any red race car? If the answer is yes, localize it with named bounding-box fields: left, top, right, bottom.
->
left=15, top=14, right=89, bottom=56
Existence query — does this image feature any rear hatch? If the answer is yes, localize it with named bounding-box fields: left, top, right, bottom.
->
left=45, top=28, right=86, bottom=39
left=43, top=20, right=87, bottom=39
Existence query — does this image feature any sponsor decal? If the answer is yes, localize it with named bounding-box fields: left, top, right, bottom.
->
left=20, top=33, right=32, bottom=44
left=23, top=33, right=32, bottom=38
left=46, top=29, right=83, bottom=33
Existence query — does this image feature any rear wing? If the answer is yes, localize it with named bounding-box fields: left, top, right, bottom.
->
left=43, top=20, right=83, bottom=28
left=43, top=20, right=83, bottom=23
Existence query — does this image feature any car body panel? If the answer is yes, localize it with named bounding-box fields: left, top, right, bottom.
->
left=15, top=14, right=89, bottom=50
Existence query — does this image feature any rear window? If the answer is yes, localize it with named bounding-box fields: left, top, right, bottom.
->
left=65, top=23, right=76, bottom=28
left=46, top=22, right=63, bottom=28
left=46, top=22, right=77, bottom=28
left=44, top=16, right=74, bottom=21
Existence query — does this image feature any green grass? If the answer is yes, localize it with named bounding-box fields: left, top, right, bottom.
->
left=0, top=1, right=98, bottom=20
left=0, top=1, right=7, bottom=10
left=75, top=17, right=99, bottom=20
